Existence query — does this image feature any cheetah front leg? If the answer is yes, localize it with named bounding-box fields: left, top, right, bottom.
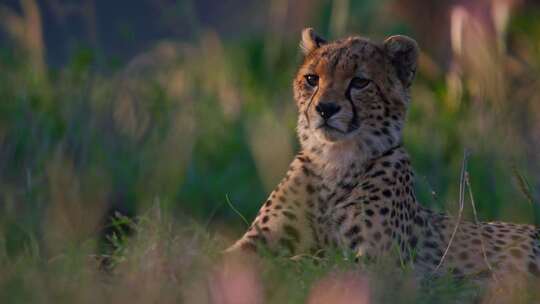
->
left=226, top=155, right=317, bottom=255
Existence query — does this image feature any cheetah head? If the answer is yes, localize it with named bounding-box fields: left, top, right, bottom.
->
left=294, top=28, right=419, bottom=163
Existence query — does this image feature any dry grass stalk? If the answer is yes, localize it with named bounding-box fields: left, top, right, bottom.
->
left=435, top=150, right=468, bottom=272
left=0, top=0, right=46, bottom=74
left=465, top=170, right=499, bottom=283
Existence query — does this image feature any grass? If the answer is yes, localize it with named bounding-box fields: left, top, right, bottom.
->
left=0, top=202, right=485, bottom=304
left=1, top=0, right=540, bottom=303
left=4, top=201, right=535, bottom=304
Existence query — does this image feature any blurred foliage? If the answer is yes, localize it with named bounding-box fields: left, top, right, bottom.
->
left=0, top=0, right=540, bottom=303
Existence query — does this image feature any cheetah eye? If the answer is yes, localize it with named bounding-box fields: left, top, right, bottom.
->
left=349, top=77, right=370, bottom=90
left=304, top=74, right=319, bottom=87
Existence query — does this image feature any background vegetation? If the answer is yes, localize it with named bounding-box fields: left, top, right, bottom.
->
left=0, top=0, right=540, bottom=303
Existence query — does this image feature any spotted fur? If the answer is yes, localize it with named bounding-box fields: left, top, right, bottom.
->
left=227, top=28, right=540, bottom=279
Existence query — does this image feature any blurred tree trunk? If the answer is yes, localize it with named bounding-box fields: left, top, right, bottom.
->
left=330, top=0, right=349, bottom=37
left=0, top=0, right=46, bottom=76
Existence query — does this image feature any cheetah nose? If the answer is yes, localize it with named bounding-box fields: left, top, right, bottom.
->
left=315, top=102, right=341, bottom=120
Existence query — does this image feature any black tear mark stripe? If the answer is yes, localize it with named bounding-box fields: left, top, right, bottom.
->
left=304, top=84, right=319, bottom=127
left=345, top=86, right=359, bottom=132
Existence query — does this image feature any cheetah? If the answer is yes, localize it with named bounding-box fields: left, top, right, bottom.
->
left=227, top=28, right=540, bottom=279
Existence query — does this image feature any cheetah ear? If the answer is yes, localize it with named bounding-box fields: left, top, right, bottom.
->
left=384, top=35, right=419, bottom=88
left=300, top=28, right=326, bottom=55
